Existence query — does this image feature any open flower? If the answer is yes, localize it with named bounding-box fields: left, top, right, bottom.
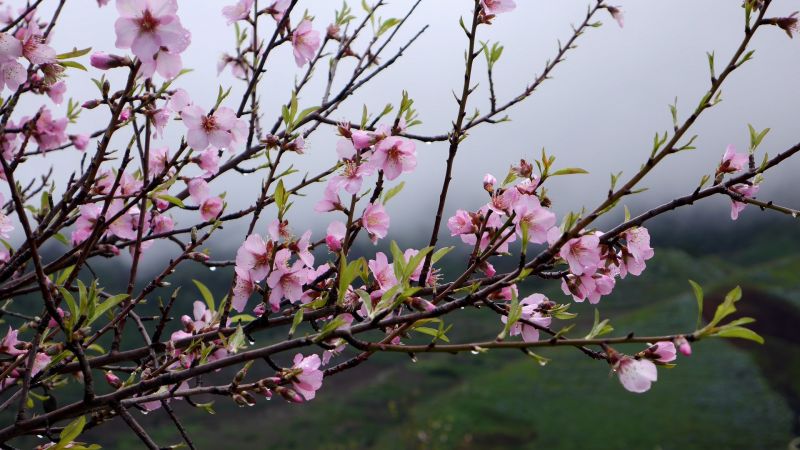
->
left=181, top=106, right=240, bottom=151
left=371, top=136, right=417, bottom=181
left=560, top=234, right=602, bottom=276
left=501, top=294, right=551, bottom=342
left=222, top=0, right=253, bottom=25
left=613, top=355, right=658, bottom=393
left=266, top=248, right=308, bottom=311
left=362, top=202, right=390, bottom=243
left=513, top=196, right=556, bottom=244
left=481, top=0, right=516, bottom=15
left=291, top=19, right=320, bottom=67
left=235, top=233, right=272, bottom=281
left=290, top=353, right=323, bottom=401
left=729, top=183, right=759, bottom=220
left=114, top=0, right=191, bottom=67
left=717, top=144, right=748, bottom=175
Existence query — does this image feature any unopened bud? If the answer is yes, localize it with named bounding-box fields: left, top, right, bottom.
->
left=105, top=371, right=122, bottom=388
left=90, top=52, right=131, bottom=70
left=483, top=173, right=496, bottom=193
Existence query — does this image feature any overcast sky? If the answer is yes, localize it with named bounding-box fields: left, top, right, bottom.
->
left=14, top=1, right=800, bottom=258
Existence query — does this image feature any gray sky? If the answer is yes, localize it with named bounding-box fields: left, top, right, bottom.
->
left=14, top=1, right=800, bottom=257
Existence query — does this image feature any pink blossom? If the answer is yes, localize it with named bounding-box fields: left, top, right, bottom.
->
left=291, top=353, right=323, bottom=401
left=289, top=230, right=315, bottom=267
left=447, top=210, right=476, bottom=236
left=368, top=252, right=397, bottom=290
left=647, top=341, right=677, bottom=363
left=72, top=203, right=102, bottom=245
left=47, top=81, right=66, bottom=105
left=198, top=148, right=220, bottom=177
left=336, top=138, right=357, bottom=160
left=0, top=327, right=26, bottom=356
left=487, top=187, right=520, bottom=216
left=501, top=293, right=551, bottom=342
left=361, top=202, right=390, bottom=243
left=151, top=213, right=173, bottom=234
left=29, top=108, right=68, bottom=151
left=70, top=134, right=90, bottom=151
left=326, top=221, right=346, bottom=252
left=291, top=19, right=320, bottom=67
left=17, top=24, right=56, bottom=65
left=148, top=146, right=170, bottom=175
left=483, top=173, right=496, bottom=192
left=371, top=136, right=417, bottom=181
left=351, top=130, right=372, bottom=150
left=232, top=267, right=255, bottom=313
left=235, top=233, right=272, bottom=281
left=114, top=0, right=191, bottom=67
left=560, top=234, right=601, bottom=276
left=331, top=160, right=372, bottom=195
left=139, top=48, right=183, bottom=79
left=481, top=0, right=516, bottom=15
left=267, top=0, right=290, bottom=22
left=620, top=226, right=654, bottom=278
left=0, top=212, right=13, bottom=239
left=513, top=196, right=556, bottom=244
left=0, top=33, right=25, bottom=91
left=200, top=196, right=223, bottom=220
left=107, top=201, right=140, bottom=240
left=105, top=371, right=122, bottom=388
left=718, top=144, right=748, bottom=174
left=187, top=177, right=209, bottom=203
left=266, top=248, right=308, bottom=311
left=614, top=356, right=658, bottom=393
left=314, top=184, right=341, bottom=212
left=151, top=108, right=170, bottom=137
left=729, top=183, right=759, bottom=220
left=606, top=6, right=624, bottom=28
left=30, top=352, right=51, bottom=377
left=222, top=0, right=253, bottom=25
left=181, top=105, right=240, bottom=150
left=168, top=88, right=192, bottom=113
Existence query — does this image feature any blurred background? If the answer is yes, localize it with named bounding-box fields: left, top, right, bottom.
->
left=7, top=1, right=800, bottom=448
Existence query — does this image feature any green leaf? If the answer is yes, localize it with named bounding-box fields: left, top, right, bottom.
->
left=382, top=182, right=405, bottom=205
left=713, top=326, right=764, bottom=344
left=57, top=47, right=92, bottom=60
left=89, top=294, right=128, bottom=325
left=413, top=326, right=450, bottom=343
left=431, top=246, right=453, bottom=265
left=377, top=18, right=400, bottom=37
left=193, top=279, right=215, bottom=311
left=549, top=168, right=588, bottom=177
left=59, top=60, right=87, bottom=71
left=155, top=194, right=185, bottom=209
left=289, top=309, right=304, bottom=337
left=54, top=416, right=86, bottom=450
left=688, top=279, right=703, bottom=329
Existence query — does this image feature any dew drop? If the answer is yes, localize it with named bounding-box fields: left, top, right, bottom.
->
left=470, top=350, right=479, bottom=355
left=792, top=212, right=798, bottom=219
left=36, top=435, right=44, bottom=439
left=140, top=410, right=149, bottom=415
left=425, top=142, right=432, bottom=146
left=209, top=266, right=217, bottom=272
left=410, top=355, right=418, bottom=363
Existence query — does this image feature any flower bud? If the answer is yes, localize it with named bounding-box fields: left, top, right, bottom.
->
left=675, top=336, right=692, bottom=356
left=90, top=52, right=131, bottom=70
left=483, top=173, right=496, bottom=193
left=275, top=386, right=304, bottom=403
left=105, top=371, right=122, bottom=388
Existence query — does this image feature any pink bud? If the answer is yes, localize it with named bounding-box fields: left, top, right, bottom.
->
left=90, top=52, right=129, bottom=70
left=70, top=134, right=89, bottom=151
left=105, top=371, right=122, bottom=388
left=483, top=173, right=496, bottom=192
left=675, top=336, right=692, bottom=356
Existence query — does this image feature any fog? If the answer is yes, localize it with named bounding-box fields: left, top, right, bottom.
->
left=13, top=1, right=800, bottom=259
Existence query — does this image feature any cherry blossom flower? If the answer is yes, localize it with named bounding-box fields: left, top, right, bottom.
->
left=289, top=230, right=315, bottom=267
left=613, top=356, right=658, bottom=393
left=447, top=210, right=476, bottom=236
left=729, top=183, right=759, bottom=220
left=139, top=48, right=183, bottom=78
left=487, top=187, right=520, bottom=216
left=291, top=19, right=320, bottom=67
left=148, top=146, right=170, bottom=174
left=560, top=234, right=602, bottom=276
left=31, top=352, right=51, bottom=377
left=513, top=196, right=556, bottom=244
left=232, top=267, right=255, bottom=312
left=620, top=226, right=654, bottom=278
left=235, top=233, right=272, bottom=281
left=362, top=202, right=390, bottom=243
left=368, top=252, right=397, bottom=290
left=0, top=33, right=25, bottom=91
left=17, top=23, right=56, bottom=65
left=70, top=134, right=89, bottom=151
left=222, top=0, right=253, bottom=25
left=181, top=105, right=240, bottom=150
left=29, top=108, right=68, bottom=151
left=483, top=173, right=496, bottom=192
left=47, top=81, right=66, bottom=104
left=187, top=177, right=209, bottom=204
left=151, top=213, right=173, bottom=234
left=168, top=88, right=192, bottom=113
left=606, top=6, right=624, bottom=28
left=114, top=0, right=191, bottom=69
left=198, top=148, right=220, bottom=177
left=371, top=136, right=417, bottom=181
left=481, top=0, right=516, bottom=15
left=501, top=293, right=551, bottom=342
left=314, top=184, right=342, bottom=212
left=326, top=221, right=346, bottom=252
left=267, top=0, right=290, bottom=22
left=266, top=248, right=308, bottom=311
left=331, top=160, right=372, bottom=194
left=72, top=203, right=102, bottom=245
left=0, top=327, right=26, bottom=356
left=200, top=196, right=223, bottom=220
left=646, top=341, right=677, bottom=363
left=718, top=144, right=748, bottom=175
left=290, top=353, right=323, bottom=401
